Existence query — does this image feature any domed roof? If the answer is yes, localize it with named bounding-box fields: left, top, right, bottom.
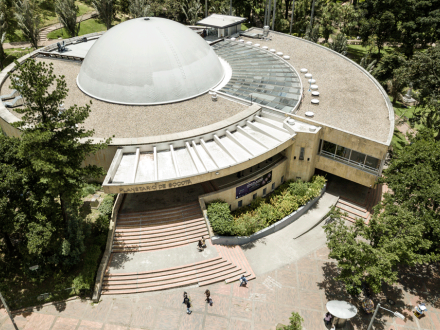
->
left=77, top=17, right=224, bottom=105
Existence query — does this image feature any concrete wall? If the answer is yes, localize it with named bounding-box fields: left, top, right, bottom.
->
left=285, top=129, right=322, bottom=182
left=200, top=158, right=288, bottom=211
left=315, top=155, right=378, bottom=187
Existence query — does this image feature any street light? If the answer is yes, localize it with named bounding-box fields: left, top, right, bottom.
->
left=367, top=303, right=405, bottom=330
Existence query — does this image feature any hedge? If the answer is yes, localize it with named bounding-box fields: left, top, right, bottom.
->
left=207, top=175, right=326, bottom=236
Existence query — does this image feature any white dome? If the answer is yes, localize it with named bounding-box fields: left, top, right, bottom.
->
left=77, top=17, right=224, bottom=105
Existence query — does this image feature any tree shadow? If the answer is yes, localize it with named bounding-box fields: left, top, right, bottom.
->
left=317, top=262, right=414, bottom=330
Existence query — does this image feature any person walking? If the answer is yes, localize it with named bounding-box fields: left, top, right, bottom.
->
left=183, top=291, right=191, bottom=314
left=205, top=289, right=213, bottom=306
left=324, top=312, right=333, bottom=325
left=239, top=274, right=248, bottom=287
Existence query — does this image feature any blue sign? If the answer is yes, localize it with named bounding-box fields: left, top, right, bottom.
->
left=236, top=171, right=272, bottom=199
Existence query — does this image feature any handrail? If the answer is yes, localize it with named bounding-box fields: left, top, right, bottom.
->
left=320, top=150, right=379, bottom=174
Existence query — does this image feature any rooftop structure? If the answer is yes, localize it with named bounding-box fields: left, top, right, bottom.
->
left=77, top=17, right=225, bottom=105
left=0, top=18, right=393, bottom=189
left=197, top=14, right=247, bottom=29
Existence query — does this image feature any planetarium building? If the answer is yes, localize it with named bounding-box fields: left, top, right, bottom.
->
left=0, top=16, right=393, bottom=210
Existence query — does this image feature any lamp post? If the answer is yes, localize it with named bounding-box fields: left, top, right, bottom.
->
left=367, top=303, right=405, bottom=330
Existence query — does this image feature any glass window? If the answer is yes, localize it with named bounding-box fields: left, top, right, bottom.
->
left=350, top=150, right=366, bottom=164
left=253, top=193, right=257, bottom=200
left=238, top=200, right=242, bottom=207
left=322, top=140, right=336, bottom=154
left=272, top=183, right=275, bottom=190
left=281, top=176, right=284, bottom=183
left=365, top=156, right=380, bottom=169
left=299, top=147, right=305, bottom=160
left=336, top=146, right=351, bottom=159
left=263, top=188, right=267, bottom=195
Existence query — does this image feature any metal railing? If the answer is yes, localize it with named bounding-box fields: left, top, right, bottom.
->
left=319, top=150, right=379, bottom=175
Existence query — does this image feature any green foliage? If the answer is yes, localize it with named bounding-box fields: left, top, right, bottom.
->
left=304, top=23, right=319, bottom=43
left=207, top=175, right=326, bottom=236
left=328, top=33, right=347, bottom=55
left=325, top=129, right=440, bottom=295
left=55, top=0, right=80, bottom=37
left=92, top=0, right=116, bottom=30
left=282, top=311, right=304, bottom=330
left=81, top=182, right=101, bottom=197
left=207, top=200, right=234, bottom=235
left=72, top=244, right=102, bottom=290
left=15, top=0, right=41, bottom=49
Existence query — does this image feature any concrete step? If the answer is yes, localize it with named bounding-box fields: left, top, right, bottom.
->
left=117, top=208, right=203, bottom=223
left=336, top=204, right=368, bottom=219
left=103, top=263, right=239, bottom=290
left=105, top=257, right=224, bottom=280
left=113, top=227, right=208, bottom=245
left=119, top=202, right=200, bottom=217
left=115, top=219, right=206, bottom=236
left=114, top=230, right=209, bottom=248
left=116, top=217, right=204, bottom=233
left=114, top=223, right=208, bottom=241
left=199, top=269, right=246, bottom=286
left=337, top=199, right=368, bottom=213
left=112, top=235, right=206, bottom=253
left=215, top=244, right=256, bottom=284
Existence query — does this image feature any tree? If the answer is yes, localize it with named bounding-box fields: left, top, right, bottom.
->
left=325, top=129, right=440, bottom=295
left=328, top=33, right=347, bottom=55
left=360, top=55, right=376, bottom=74
left=14, top=0, right=41, bottom=49
left=282, top=311, right=303, bottom=330
left=55, top=0, right=82, bottom=38
left=0, top=133, right=62, bottom=264
left=129, top=0, right=150, bottom=18
left=399, top=45, right=440, bottom=139
left=92, top=0, right=115, bottom=30
left=319, top=3, right=335, bottom=43
left=395, top=0, right=440, bottom=58
left=0, top=0, right=6, bottom=70
left=338, top=3, right=359, bottom=37
left=181, top=0, right=201, bottom=25
left=359, top=0, right=398, bottom=58
left=304, top=23, right=319, bottom=43
left=373, top=51, right=407, bottom=106
left=10, top=58, right=111, bottom=265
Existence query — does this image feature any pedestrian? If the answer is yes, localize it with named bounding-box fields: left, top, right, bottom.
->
left=201, top=236, right=206, bottom=248
left=239, top=274, right=247, bottom=287
left=324, top=312, right=333, bottom=325
left=197, top=239, right=204, bottom=251
left=205, top=289, right=213, bottom=306
left=183, top=291, right=191, bottom=314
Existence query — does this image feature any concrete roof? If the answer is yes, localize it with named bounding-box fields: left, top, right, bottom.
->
left=77, top=17, right=224, bottom=105
left=2, top=57, right=247, bottom=140
left=103, top=110, right=319, bottom=188
left=197, top=14, right=247, bottom=29
left=241, top=29, right=393, bottom=144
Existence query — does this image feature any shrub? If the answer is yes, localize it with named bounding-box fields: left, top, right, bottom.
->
left=98, top=194, right=116, bottom=219
left=81, top=183, right=101, bottom=197
left=72, top=244, right=102, bottom=291
left=207, top=200, right=234, bottom=235
left=206, top=175, right=326, bottom=236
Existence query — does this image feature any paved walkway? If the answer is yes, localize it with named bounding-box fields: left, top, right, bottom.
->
left=1, top=190, right=439, bottom=329
left=3, top=12, right=97, bottom=50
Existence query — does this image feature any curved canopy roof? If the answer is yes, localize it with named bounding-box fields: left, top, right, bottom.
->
left=77, top=17, right=224, bottom=105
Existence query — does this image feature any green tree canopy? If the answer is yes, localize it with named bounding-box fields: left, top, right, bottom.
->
left=325, top=129, right=440, bottom=295
left=10, top=58, right=111, bottom=265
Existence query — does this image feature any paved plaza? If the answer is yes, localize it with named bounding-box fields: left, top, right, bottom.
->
left=1, top=239, right=439, bottom=330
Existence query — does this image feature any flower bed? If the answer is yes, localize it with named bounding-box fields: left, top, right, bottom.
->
left=207, top=175, right=326, bottom=237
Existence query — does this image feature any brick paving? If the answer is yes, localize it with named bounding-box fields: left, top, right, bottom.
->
left=1, top=244, right=439, bottom=330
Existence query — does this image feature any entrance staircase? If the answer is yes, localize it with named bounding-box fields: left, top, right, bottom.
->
left=112, top=202, right=208, bottom=253
left=336, top=183, right=384, bottom=224
left=101, top=201, right=255, bottom=295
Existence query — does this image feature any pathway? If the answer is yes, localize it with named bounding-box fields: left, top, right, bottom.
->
left=3, top=11, right=97, bottom=50
left=1, top=191, right=439, bottom=329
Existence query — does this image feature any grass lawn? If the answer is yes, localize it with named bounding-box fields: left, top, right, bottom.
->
left=47, top=17, right=129, bottom=39
left=346, top=44, right=394, bottom=63
left=2, top=48, right=33, bottom=68
left=5, top=1, right=94, bottom=43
